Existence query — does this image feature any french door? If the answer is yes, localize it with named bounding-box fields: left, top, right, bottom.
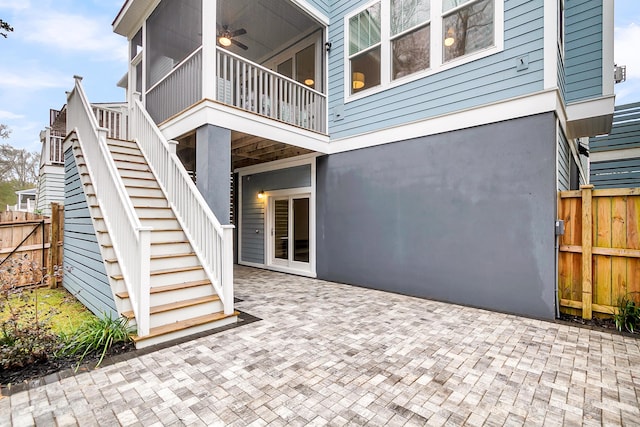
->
left=269, top=194, right=311, bottom=272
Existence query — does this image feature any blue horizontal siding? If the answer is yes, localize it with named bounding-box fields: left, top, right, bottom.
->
left=241, top=165, right=311, bottom=264
left=558, top=127, right=570, bottom=191
left=63, top=148, right=116, bottom=318
left=590, top=102, right=640, bottom=152
left=328, top=0, right=545, bottom=139
left=591, top=158, right=640, bottom=188
left=564, top=0, right=602, bottom=103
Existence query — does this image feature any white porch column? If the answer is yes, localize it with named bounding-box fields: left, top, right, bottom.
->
left=202, top=0, right=217, bottom=100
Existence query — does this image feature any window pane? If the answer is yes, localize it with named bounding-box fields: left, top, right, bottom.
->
left=443, top=0, right=472, bottom=13
left=146, top=0, right=202, bottom=87
left=278, top=58, right=293, bottom=79
left=391, top=0, right=430, bottom=36
left=351, top=47, right=381, bottom=94
left=293, top=198, right=309, bottom=263
left=296, top=44, right=316, bottom=89
left=443, top=0, right=494, bottom=62
left=349, top=2, right=381, bottom=55
left=274, top=200, right=289, bottom=260
left=392, top=25, right=430, bottom=79
left=131, top=28, right=142, bottom=60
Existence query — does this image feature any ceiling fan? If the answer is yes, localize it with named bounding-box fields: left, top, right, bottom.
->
left=217, top=25, right=248, bottom=50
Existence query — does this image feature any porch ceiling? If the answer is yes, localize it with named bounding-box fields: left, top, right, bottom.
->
left=231, top=131, right=314, bottom=170
left=217, top=0, right=321, bottom=63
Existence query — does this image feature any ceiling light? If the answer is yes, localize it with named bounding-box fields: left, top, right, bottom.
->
left=219, top=36, right=232, bottom=47
left=444, top=28, right=455, bottom=47
left=304, top=78, right=315, bottom=86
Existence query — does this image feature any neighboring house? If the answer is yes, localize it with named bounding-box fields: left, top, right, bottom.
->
left=63, top=0, right=615, bottom=347
left=589, top=102, right=640, bottom=188
left=36, top=103, right=128, bottom=216
left=6, top=188, right=37, bottom=213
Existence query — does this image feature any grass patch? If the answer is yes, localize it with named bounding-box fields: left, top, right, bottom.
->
left=0, top=287, right=95, bottom=336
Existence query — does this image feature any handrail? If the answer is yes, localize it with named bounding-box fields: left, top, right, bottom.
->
left=67, top=76, right=152, bottom=336
left=130, top=97, right=234, bottom=315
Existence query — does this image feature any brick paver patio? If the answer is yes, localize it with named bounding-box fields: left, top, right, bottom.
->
left=2, top=266, right=639, bottom=426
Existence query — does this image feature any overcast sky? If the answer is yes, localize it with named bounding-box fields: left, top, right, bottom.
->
left=0, top=0, right=639, bottom=153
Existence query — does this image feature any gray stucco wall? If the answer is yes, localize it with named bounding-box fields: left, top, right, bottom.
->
left=241, top=165, right=311, bottom=264
left=196, top=124, right=231, bottom=223
left=316, top=113, right=558, bottom=319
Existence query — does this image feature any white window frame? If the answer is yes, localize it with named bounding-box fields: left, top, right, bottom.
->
left=344, top=0, right=504, bottom=103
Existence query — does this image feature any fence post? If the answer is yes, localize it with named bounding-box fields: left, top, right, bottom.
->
left=581, top=184, right=594, bottom=319
left=48, top=202, right=61, bottom=288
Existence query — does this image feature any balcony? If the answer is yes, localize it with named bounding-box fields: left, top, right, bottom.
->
left=138, top=0, right=327, bottom=135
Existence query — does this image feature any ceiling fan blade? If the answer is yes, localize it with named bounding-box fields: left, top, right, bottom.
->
left=231, top=28, right=247, bottom=37
left=231, top=39, right=248, bottom=50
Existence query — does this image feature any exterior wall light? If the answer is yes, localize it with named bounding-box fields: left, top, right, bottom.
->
left=258, top=190, right=265, bottom=200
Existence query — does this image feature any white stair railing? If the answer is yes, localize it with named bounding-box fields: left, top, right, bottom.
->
left=67, top=76, right=152, bottom=336
left=130, top=97, right=234, bottom=315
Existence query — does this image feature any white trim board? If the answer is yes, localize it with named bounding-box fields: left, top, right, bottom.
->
left=329, top=89, right=563, bottom=154
left=591, top=148, right=640, bottom=163
left=158, top=100, right=331, bottom=154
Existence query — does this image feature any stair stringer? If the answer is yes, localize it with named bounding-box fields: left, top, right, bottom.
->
left=68, top=140, right=135, bottom=325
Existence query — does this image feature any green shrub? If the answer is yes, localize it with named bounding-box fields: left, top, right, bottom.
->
left=0, top=256, right=63, bottom=369
left=614, top=293, right=640, bottom=333
left=62, top=313, right=132, bottom=369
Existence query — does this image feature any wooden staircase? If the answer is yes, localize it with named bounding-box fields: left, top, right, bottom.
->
left=73, top=138, right=238, bottom=348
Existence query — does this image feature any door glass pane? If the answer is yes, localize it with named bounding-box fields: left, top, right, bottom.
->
left=277, top=59, right=293, bottom=79
left=274, top=199, right=289, bottom=260
left=293, top=198, right=309, bottom=263
left=296, top=44, right=316, bottom=89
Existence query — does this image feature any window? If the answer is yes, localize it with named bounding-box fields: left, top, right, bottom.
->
left=391, top=0, right=431, bottom=79
left=346, top=0, right=500, bottom=97
left=348, top=3, right=382, bottom=94
left=442, top=0, right=494, bottom=62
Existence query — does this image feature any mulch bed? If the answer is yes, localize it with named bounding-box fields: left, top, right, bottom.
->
left=559, top=313, right=639, bottom=336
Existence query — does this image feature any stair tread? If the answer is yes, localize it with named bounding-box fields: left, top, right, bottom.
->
left=113, top=159, right=148, bottom=166
left=111, top=265, right=203, bottom=281
left=131, top=311, right=239, bottom=343
left=106, top=252, right=196, bottom=263
left=116, top=279, right=212, bottom=299
left=102, top=240, right=191, bottom=249
left=122, top=294, right=221, bottom=319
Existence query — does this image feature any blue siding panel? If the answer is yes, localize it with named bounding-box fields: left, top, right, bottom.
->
left=590, top=102, right=640, bottom=152
left=328, top=0, right=545, bottom=139
left=564, top=0, right=603, bottom=103
left=591, top=158, right=640, bottom=188
left=558, top=127, right=570, bottom=191
left=241, top=165, right=311, bottom=264
left=63, top=148, right=116, bottom=318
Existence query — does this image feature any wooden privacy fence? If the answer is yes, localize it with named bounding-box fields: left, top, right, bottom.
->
left=558, top=185, right=640, bottom=319
left=0, top=203, right=64, bottom=288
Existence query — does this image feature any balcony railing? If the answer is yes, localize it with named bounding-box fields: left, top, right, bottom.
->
left=146, top=48, right=203, bottom=124
left=216, top=48, right=327, bottom=134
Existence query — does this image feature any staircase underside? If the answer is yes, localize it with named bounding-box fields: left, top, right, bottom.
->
left=72, top=137, right=237, bottom=348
